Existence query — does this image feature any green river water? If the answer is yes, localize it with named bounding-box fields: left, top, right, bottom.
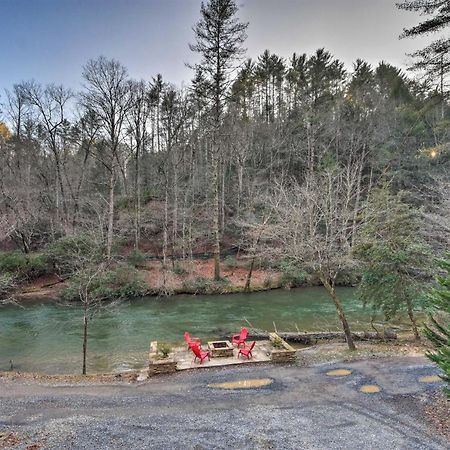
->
left=0, top=287, right=383, bottom=374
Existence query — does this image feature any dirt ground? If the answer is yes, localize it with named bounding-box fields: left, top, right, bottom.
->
left=15, top=257, right=281, bottom=300
left=0, top=355, right=448, bottom=449
left=143, top=257, right=280, bottom=291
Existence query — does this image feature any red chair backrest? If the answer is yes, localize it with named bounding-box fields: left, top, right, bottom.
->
left=191, top=344, right=202, bottom=358
left=184, top=331, right=191, bottom=343
left=249, top=341, right=256, bottom=351
left=240, top=327, right=248, bottom=341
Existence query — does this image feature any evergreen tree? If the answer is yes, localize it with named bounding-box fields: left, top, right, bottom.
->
left=354, top=186, right=432, bottom=339
left=189, top=0, right=248, bottom=280
left=425, top=257, right=450, bottom=396
left=397, top=0, right=450, bottom=116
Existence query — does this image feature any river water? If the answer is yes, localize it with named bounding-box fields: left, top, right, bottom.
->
left=0, top=287, right=382, bottom=374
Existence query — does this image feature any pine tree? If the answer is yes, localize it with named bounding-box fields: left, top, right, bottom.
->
left=354, top=186, right=432, bottom=339
left=397, top=1, right=450, bottom=116
left=190, top=0, right=248, bottom=280
left=425, top=258, right=450, bottom=396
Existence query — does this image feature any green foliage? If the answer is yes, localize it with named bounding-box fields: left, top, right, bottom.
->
left=127, top=250, right=146, bottom=267
left=271, top=336, right=285, bottom=349
left=277, top=260, right=307, bottom=288
left=354, top=186, right=432, bottom=327
left=172, top=261, right=188, bottom=275
left=181, top=276, right=230, bottom=294
left=424, top=258, right=450, bottom=397
left=46, top=234, right=103, bottom=276
left=157, top=342, right=172, bottom=358
left=141, top=187, right=160, bottom=204
left=223, top=255, right=237, bottom=270
left=63, top=263, right=148, bottom=301
left=0, top=272, right=17, bottom=298
left=0, top=251, right=49, bottom=279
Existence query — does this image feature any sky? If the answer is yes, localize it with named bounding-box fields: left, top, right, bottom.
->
left=0, top=0, right=432, bottom=92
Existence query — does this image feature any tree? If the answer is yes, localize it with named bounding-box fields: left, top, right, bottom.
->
left=81, top=57, right=132, bottom=258
left=425, top=257, right=450, bottom=396
left=268, top=169, right=360, bottom=351
left=190, top=0, right=248, bottom=280
left=354, top=186, right=432, bottom=339
left=397, top=0, right=450, bottom=116
left=20, top=81, right=73, bottom=231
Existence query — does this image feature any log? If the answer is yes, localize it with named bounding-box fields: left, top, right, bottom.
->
left=246, top=330, right=397, bottom=344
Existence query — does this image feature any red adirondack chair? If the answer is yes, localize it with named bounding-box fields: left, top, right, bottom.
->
left=238, top=341, right=256, bottom=359
left=184, top=331, right=201, bottom=349
left=191, top=344, right=210, bottom=364
left=232, top=327, right=248, bottom=348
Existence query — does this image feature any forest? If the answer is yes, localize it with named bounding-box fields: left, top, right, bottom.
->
left=0, top=0, right=449, bottom=354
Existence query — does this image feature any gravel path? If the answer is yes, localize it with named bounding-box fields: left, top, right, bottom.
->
left=0, top=356, right=448, bottom=449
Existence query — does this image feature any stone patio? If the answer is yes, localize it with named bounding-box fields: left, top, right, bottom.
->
left=175, top=340, right=273, bottom=370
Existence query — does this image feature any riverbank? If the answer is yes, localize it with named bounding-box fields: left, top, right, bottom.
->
left=11, top=256, right=286, bottom=302
left=0, top=337, right=429, bottom=384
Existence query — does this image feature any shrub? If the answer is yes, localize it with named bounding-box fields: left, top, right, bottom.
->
left=63, top=263, right=148, bottom=301
left=0, top=272, right=17, bottom=298
left=263, top=275, right=274, bottom=288
left=271, top=336, right=285, bottom=349
left=223, top=255, right=237, bottom=270
left=157, top=342, right=172, bottom=358
left=0, top=251, right=50, bottom=280
left=0, top=251, right=27, bottom=273
left=46, top=234, right=103, bottom=276
left=181, top=276, right=230, bottom=294
left=425, top=258, right=450, bottom=397
left=172, top=261, right=188, bottom=275
left=127, top=250, right=147, bottom=267
left=277, top=261, right=307, bottom=288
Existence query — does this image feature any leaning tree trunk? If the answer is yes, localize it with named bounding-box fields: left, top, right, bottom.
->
left=82, top=314, right=88, bottom=375
left=321, top=276, right=356, bottom=351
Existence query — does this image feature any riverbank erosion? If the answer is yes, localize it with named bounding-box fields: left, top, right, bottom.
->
left=0, top=353, right=448, bottom=449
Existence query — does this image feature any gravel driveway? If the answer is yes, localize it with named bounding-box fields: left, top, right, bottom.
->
left=0, top=356, right=448, bottom=449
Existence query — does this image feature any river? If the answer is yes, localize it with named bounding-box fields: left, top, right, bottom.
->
left=0, top=287, right=388, bottom=374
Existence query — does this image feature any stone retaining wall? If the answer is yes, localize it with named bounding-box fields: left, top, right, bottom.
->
left=269, top=332, right=297, bottom=363
left=148, top=341, right=178, bottom=376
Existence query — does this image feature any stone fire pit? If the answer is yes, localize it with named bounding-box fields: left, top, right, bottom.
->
left=208, top=340, right=234, bottom=358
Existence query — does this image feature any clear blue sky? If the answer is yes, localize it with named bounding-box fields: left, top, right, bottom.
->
left=1, top=0, right=430, bottom=92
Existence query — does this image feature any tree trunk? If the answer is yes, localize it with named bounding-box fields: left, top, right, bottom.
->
left=134, top=140, right=141, bottom=250
left=212, top=148, right=221, bottom=281
left=407, top=298, right=420, bottom=340
left=244, top=257, right=256, bottom=291
left=106, top=168, right=115, bottom=259
left=321, top=276, right=356, bottom=351
left=163, top=181, right=169, bottom=267
left=82, top=314, right=88, bottom=375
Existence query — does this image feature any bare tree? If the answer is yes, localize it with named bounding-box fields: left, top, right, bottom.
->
left=268, top=170, right=360, bottom=350
left=21, top=81, right=73, bottom=231
left=81, top=57, right=132, bottom=258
